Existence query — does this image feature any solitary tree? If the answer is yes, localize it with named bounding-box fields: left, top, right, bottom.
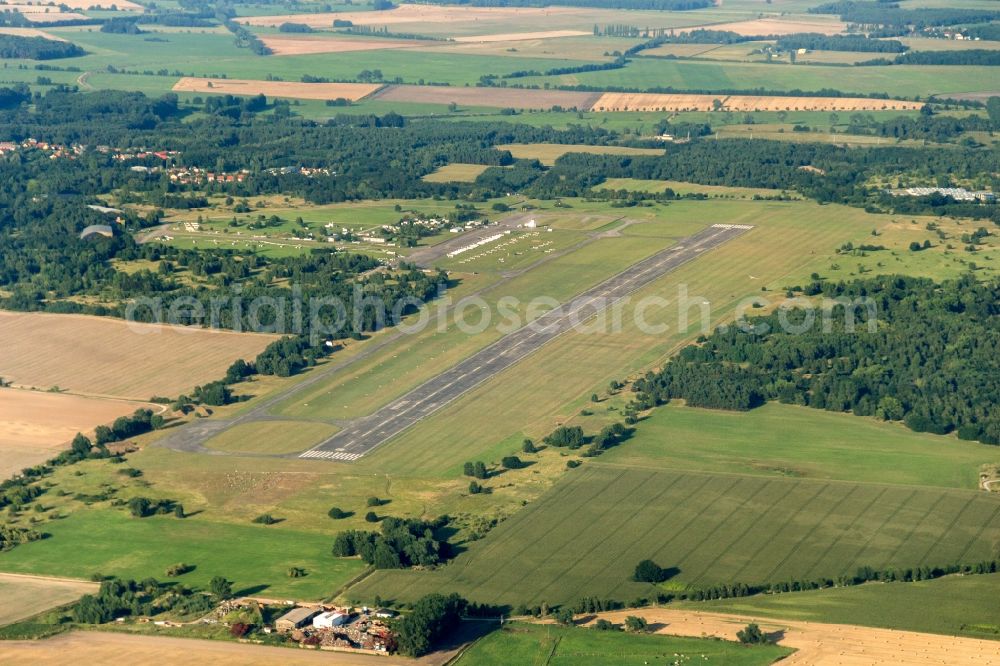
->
left=624, top=615, right=648, bottom=633
left=210, top=576, right=233, bottom=599
left=737, top=623, right=769, bottom=645
left=633, top=559, right=670, bottom=583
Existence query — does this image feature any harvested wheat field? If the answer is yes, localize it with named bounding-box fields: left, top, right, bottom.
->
left=0, top=629, right=470, bottom=665
left=0, top=311, right=277, bottom=399
left=591, top=92, right=922, bottom=112
left=0, top=574, right=97, bottom=627
left=3, top=0, right=142, bottom=8
left=499, top=143, right=663, bottom=165
left=0, top=26, right=64, bottom=40
left=726, top=95, right=921, bottom=111
left=592, top=92, right=720, bottom=112
left=422, top=163, right=491, bottom=183
left=577, top=609, right=1000, bottom=665
left=259, top=35, right=423, bottom=56
left=172, top=77, right=381, bottom=101
left=19, top=11, right=88, bottom=23
left=240, top=3, right=580, bottom=29
left=0, top=389, right=152, bottom=478
left=453, top=30, right=589, bottom=43
left=680, top=16, right=847, bottom=37
left=373, top=84, right=601, bottom=110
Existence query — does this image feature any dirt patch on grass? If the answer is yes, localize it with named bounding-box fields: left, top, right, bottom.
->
left=173, top=77, right=382, bottom=101
left=260, top=35, right=424, bottom=56
left=0, top=574, right=97, bottom=627
left=0, top=311, right=277, bottom=399
left=580, top=608, right=1000, bottom=665
left=372, top=84, right=601, bottom=110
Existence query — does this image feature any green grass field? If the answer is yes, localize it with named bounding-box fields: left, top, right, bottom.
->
left=599, top=178, right=798, bottom=199
left=682, top=573, right=1000, bottom=640
left=0, top=509, right=365, bottom=600
left=206, top=421, right=339, bottom=454
left=589, top=402, right=1000, bottom=490
left=348, top=465, right=1000, bottom=607
left=456, top=622, right=792, bottom=665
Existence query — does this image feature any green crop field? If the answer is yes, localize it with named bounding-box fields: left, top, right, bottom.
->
left=681, top=573, right=1000, bottom=640
left=456, top=622, right=793, bottom=665
left=348, top=465, right=1000, bottom=607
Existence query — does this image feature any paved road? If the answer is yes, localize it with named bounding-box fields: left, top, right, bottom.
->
left=300, top=223, right=752, bottom=462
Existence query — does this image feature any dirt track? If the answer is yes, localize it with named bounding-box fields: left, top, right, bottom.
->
left=581, top=609, right=1000, bottom=665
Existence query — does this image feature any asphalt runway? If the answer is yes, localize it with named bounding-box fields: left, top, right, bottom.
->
left=299, top=223, right=752, bottom=462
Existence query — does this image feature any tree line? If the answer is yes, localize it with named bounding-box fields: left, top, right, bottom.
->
left=0, top=34, right=85, bottom=60
left=632, top=275, right=1000, bottom=445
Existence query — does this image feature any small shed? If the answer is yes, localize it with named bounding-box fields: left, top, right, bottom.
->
left=275, top=607, right=320, bottom=633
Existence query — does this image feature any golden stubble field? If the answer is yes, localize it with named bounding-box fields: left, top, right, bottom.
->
left=172, top=77, right=382, bottom=101
left=239, top=3, right=585, bottom=29
left=579, top=609, right=1000, bottom=665
left=0, top=311, right=277, bottom=399
left=0, top=573, right=98, bottom=627
left=0, top=389, right=156, bottom=477
left=591, top=92, right=923, bottom=112
left=679, top=16, right=848, bottom=37
left=259, top=35, right=425, bottom=56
